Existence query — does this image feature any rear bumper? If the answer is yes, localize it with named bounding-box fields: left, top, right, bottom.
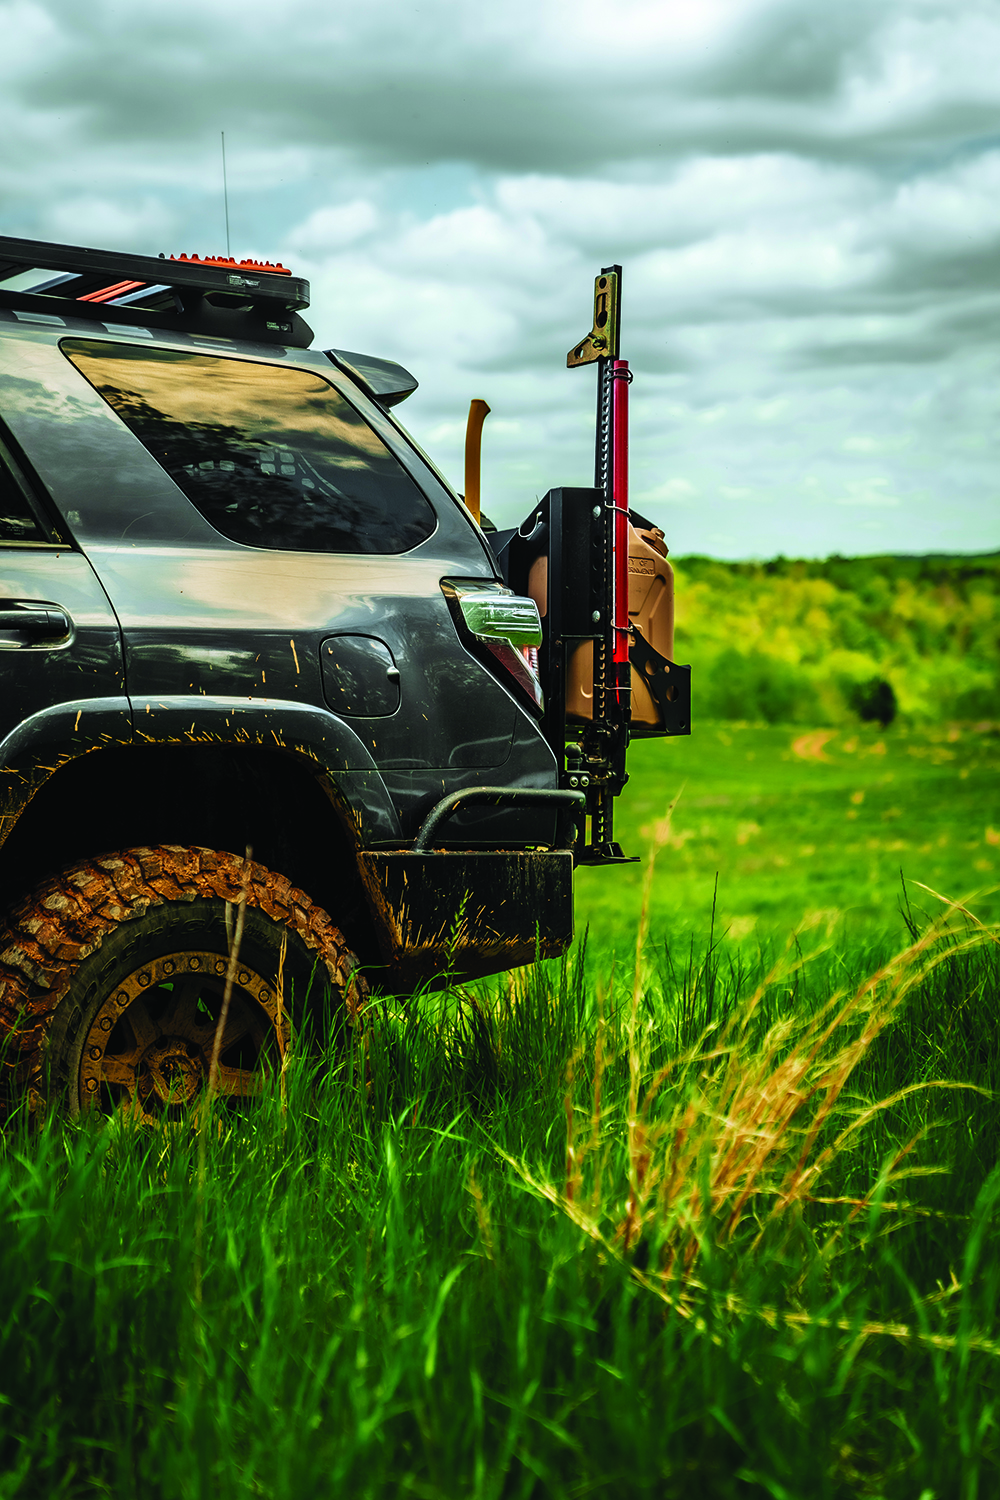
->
left=359, top=849, right=574, bottom=987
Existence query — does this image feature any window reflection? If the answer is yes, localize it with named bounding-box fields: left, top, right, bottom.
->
left=0, top=460, right=46, bottom=544
left=62, top=341, right=435, bottom=555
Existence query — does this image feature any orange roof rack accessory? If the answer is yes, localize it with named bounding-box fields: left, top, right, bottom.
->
left=77, top=279, right=147, bottom=304
left=169, top=253, right=292, bottom=275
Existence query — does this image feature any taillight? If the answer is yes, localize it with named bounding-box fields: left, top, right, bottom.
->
left=442, top=580, right=544, bottom=714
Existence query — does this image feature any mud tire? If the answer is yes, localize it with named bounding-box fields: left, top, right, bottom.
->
left=0, top=846, right=364, bottom=1116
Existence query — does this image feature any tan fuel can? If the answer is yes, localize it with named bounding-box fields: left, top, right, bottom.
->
left=564, top=521, right=675, bottom=727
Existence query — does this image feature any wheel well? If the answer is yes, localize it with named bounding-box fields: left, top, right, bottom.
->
left=0, top=745, right=382, bottom=963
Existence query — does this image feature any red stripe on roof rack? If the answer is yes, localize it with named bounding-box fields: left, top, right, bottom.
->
left=169, top=253, right=292, bottom=275
left=78, top=280, right=146, bottom=304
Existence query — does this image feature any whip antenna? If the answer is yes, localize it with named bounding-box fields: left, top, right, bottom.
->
left=221, top=132, right=231, bottom=259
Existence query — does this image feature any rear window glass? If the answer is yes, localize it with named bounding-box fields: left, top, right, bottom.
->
left=0, top=444, right=48, bottom=545
left=61, top=340, right=436, bottom=554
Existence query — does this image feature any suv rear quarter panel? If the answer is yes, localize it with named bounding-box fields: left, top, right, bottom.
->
left=0, top=318, right=559, bottom=845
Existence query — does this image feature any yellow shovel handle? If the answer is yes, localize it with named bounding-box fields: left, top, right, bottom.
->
left=463, top=398, right=491, bottom=524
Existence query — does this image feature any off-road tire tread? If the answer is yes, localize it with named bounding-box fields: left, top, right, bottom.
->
left=0, top=845, right=362, bottom=1102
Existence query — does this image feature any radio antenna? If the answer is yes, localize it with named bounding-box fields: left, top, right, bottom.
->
left=221, top=131, right=231, bottom=258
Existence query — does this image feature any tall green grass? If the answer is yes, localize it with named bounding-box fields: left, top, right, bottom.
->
left=1, top=885, right=998, bottom=1497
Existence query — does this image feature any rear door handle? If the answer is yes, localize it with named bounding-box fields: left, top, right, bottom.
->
left=0, top=606, right=71, bottom=638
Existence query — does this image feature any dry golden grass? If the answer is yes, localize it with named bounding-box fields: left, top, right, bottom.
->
left=504, top=814, right=998, bottom=1358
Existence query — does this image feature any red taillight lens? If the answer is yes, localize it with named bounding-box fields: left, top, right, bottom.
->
left=482, top=638, right=544, bottom=712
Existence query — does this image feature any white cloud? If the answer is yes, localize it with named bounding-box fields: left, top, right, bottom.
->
left=287, top=200, right=379, bottom=255
left=639, top=478, right=699, bottom=504
left=40, top=194, right=176, bottom=250
left=833, top=478, right=902, bottom=507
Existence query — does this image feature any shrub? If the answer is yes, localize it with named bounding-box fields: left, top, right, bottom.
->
left=697, top=647, right=823, bottom=724
left=849, top=676, right=897, bottom=727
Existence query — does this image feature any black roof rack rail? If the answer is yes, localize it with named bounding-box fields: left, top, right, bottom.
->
left=0, top=234, right=314, bottom=348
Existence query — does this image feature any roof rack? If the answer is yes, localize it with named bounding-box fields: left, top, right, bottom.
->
left=0, top=234, right=313, bottom=347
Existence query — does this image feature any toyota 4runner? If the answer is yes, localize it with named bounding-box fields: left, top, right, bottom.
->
left=0, top=237, right=689, bottom=1121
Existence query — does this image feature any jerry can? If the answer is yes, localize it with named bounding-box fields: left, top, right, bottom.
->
left=564, top=520, right=675, bottom=727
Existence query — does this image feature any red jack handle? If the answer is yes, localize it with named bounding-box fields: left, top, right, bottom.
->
left=611, top=359, right=631, bottom=700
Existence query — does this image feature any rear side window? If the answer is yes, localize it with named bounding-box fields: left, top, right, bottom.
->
left=61, top=340, right=436, bottom=554
left=0, top=436, right=51, bottom=545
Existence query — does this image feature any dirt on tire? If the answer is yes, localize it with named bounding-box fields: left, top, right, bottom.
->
left=0, top=845, right=364, bottom=1109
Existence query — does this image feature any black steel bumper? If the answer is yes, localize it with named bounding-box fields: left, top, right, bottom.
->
left=359, top=848, right=574, bottom=986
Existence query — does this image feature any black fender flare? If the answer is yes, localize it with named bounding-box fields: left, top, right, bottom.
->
left=0, top=696, right=133, bottom=847
left=0, top=694, right=402, bottom=849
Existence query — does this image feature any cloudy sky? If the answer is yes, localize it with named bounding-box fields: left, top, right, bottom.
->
left=3, top=0, right=1000, bottom=558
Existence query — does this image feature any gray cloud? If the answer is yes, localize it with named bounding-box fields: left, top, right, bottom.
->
left=2, top=0, right=999, bottom=556
left=5, top=0, right=997, bottom=174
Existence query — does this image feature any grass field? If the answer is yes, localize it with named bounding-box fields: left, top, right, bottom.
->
left=2, top=719, right=999, bottom=1497
left=578, top=718, right=1000, bottom=952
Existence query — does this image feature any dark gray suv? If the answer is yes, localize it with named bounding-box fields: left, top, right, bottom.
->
left=0, top=237, right=686, bottom=1122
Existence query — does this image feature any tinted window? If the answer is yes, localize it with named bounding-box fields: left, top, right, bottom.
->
left=61, top=340, right=436, bottom=554
left=0, top=443, right=48, bottom=545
